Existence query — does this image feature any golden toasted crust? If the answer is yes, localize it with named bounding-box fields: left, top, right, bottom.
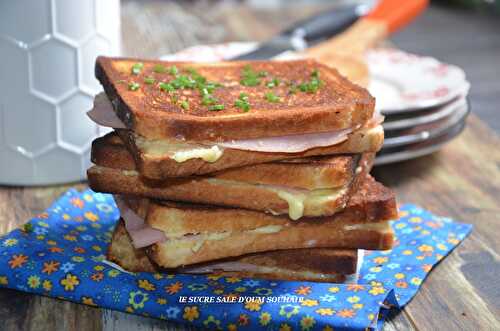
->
left=89, top=166, right=353, bottom=217
left=143, top=176, right=396, bottom=233
left=91, top=132, right=361, bottom=189
left=148, top=219, right=393, bottom=267
left=116, top=124, right=383, bottom=178
left=88, top=154, right=373, bottom=218
left=96, top=57, right=375, bottom=141
left=133, top=176, right=396, bottom=267
left=88, top=161, right=384, bottom=222
left=108, top=220, right=355, bottom=282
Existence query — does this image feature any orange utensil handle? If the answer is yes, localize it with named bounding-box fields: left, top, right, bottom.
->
left=365, top=0, right=429, bottom=33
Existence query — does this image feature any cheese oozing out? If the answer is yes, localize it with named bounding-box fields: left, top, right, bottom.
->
left=207, top=178, right=347, bottom=220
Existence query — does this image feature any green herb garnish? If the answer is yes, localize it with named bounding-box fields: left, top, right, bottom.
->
left=209, top=104, right=225, bottom=111
left=153, top=64, right=167, bottom=73
left=234, top=92, right=250, bottom=112
left=131, top=62, right=144, bottom=75
left=144, top=76, right=155, bottom=85
left=159, top=82, right=175, bottom=92
left=171, top=95, right=179, bottom=104
left=128, top=82, right=140, bottom=91
left=288, top=84, right=298, bottom=94
left=171, top=75, right=196, bottom=89
left=266, top=78, right=280, bottom=88
left=180, top=100, right=189, bottom=110
left=168, top=66, right=179, bottom=75
left=299, top=69, right=323, bottom=93
left=264, top=92, right=280, bottom=103
left=240, top=65, right=262, bottom=87
left=202, top=95, right=217, bottom=105
left=23, top=223, right=33, bottom=233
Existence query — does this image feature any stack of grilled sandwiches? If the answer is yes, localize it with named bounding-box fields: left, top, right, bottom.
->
left=87, top=57, right=398, bottom=282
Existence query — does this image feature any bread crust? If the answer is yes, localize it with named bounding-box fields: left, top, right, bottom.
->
left=116, top=124, right=383, bottom=178
left=89, top=166, right=351, bottom=217
left=148, top=220, right=393, bottom=267
left=91, top=132, right=362, bottom=189
left=87, top=160, right=386, bottom=221
left=108, top=220, right=356, bottom=281
left=95, top=57, right=375, bottom=141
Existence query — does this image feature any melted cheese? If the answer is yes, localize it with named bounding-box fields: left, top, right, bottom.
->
left=206, top=178, right=346, bottom=220
left=275, top=191, right=305, bottom=221
left=271, top=187, right=347, bottom=220
left=246, top=225, right=283, bottom=234
left=177, top=225, right=282, bottom=253
left=172, top=146, right=223, bottom=163
left=135, top=134, right=224, bottom=162
left=343, top=222, right=389, bottom=231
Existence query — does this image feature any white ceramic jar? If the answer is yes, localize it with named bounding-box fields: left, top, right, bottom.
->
left=0, top=0, right=121, bottom=185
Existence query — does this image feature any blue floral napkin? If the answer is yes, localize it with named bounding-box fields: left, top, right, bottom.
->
left=0, top=189, right=471, bottom=330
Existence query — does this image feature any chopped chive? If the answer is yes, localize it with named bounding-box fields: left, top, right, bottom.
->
left=128, top=82, right=140, bottom=91
left=153, top=64, right=167, bottom=73
left=180, top=100, right=189, bottom=110
left=159, top=82, right=175, bottom=92
left=144, top=76, right=155, bottom=85
left=202, top=94, right=217, bottom=105
left=240, top=65, right=262, bottom=87
left=171, top=95, right=179, bottom=104
left=297, top=69, right=323, bottom=93
left=266, top=77, right=280, bottom=88
left=171, top=75, right=196, bottom=89
left=264, top=92, right=280, bottom=103
left=234, top=99, right=250, bottom=112
left=209, top=104, right=225, bottom=111
left=234, top=92, right=250, bottom=112
left=131, top=62, right=144, bottom=75
left=117, top=79, right=127, bottom=84
left=168, top=65, right=179, bottom=75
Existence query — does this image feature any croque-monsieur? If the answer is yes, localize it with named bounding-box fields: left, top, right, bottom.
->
left=88, top=58, right=383, bottom=178
left=87, top=56, right=397, bottom=281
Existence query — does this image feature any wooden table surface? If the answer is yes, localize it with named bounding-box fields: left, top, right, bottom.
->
left=1, top=2, right=499, bottom=330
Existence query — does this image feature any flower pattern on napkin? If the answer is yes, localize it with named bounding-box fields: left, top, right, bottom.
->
left=0, top=189, right=471, bottom=330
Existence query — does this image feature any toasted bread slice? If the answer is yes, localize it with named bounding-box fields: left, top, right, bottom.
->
left=89, top=166, right=361, bottom=220
left=115, top=124, right=383, bottom=178
left=88, top=134, right=374, bottom=218
left=125, top=176, right=396, bottom=267
left=91, top=132, right=365, bottom=190
left=108, top=219, right=355, bottom=282
left=147, top=209, right=393, bottom=268
left=95, top=57, right=374, bottom=141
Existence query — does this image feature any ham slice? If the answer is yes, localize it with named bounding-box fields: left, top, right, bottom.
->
left=87, top=92, right=126, bottom=129
left=218, top=128, right=352, bottom=153
left=128, top=227, right=166, bottom=249
left=113, top=196, right=166, bottom=248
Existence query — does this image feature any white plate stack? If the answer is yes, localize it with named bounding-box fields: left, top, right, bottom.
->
left=366, top=49, right=470, bottom=165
